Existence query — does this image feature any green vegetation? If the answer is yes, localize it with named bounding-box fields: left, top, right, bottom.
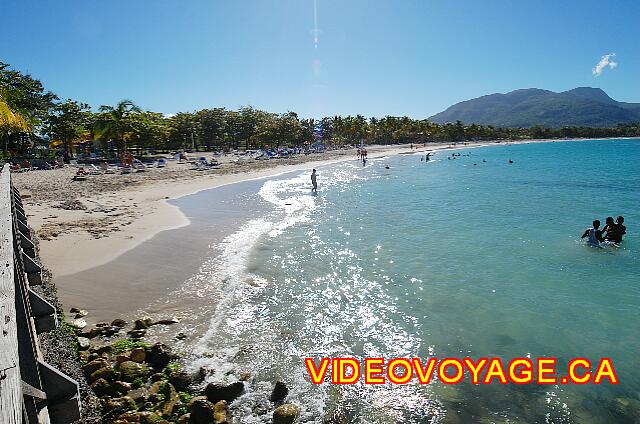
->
left=2, top=61, right=640, bottom=161
left=110, top=339, right=150, bottom=354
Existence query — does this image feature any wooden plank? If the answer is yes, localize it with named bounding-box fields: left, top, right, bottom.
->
left=0, top=164, right=21, bottom=424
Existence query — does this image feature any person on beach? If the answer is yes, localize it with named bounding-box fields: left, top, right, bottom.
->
left=357, top=148, right=361, bottom=160
left=581, top=220, right=604, bottom=247
left=311, top=169, right=318, bottom=192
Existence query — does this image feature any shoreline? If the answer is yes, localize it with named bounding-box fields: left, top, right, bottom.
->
left=14, top=136, right=628, bottom=279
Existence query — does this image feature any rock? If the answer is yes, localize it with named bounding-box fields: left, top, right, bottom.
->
left=176, top=332, right=187, bottom=340
left=102, top=396, right=137, bottom=413
left=102, top=326, right=120, bottom=337
left=154, top=317, right=179, bottom=325
left=87, top=353, right=100, bottom=362
left=74, top=310, right=88, bottom=318
left=128, top=387, right=150, bottom=404
left=147, top=343, right=176, bottom=370
left=128, top=329, right=147, bottom=339
left=612, top=397, right=640, bottom=420
left=178, top=414, right=190, bottom=424
left=270, top=381, right=289, bottom=404
left=169, top=371, right=192, bottom=391
left=213, top=400, right=231, bottom=424
left=204, top=382, right=244, bottom=404
left=90, top=378, right=111, bottom=397
left=77, top=337, right=91, bottom=350
left=78, top=327, right=102, bottom=339
left=116, top=354, right=131, bottom=364
left=150, top=373, right=165, bottom=382
left=112, top=381, right=132, bottom=395
left=161, top=383, right=180, bottom=416
left=238, top=372, right=252, bottom=381
left=112, top=318, right=128, bottom=327
left=96, top=322, right=110, bottom=327
left=119, top=361, right=149, bottom=382
left=130, top=348, right=146, bottom=363
left=149, top=381, right=165, bottom=396
left=83, top=358, right=110, bottom=376
left=70, top=318, right=87, bottom=329
left=94, top=344, right=112, bottom=355
left=273, top=403, right=300, bottom=424
left=70, top=307, right=81, bottom=313
left=113, top=411, right=142, bottom=423
left=133, top=317, right=153, bottom=330
left=89, top=367, right=117, bottom=384
left=189, top=398, right=215, bottom=424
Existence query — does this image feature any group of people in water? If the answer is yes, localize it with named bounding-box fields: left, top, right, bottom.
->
left=582, top=216, right=626, bottom=247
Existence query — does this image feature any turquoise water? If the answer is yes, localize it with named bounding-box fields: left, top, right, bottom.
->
left=191, top=139, right=640, bottom=423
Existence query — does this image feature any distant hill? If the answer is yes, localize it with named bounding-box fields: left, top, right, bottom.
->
left=429, top=87, right=640, bottom=128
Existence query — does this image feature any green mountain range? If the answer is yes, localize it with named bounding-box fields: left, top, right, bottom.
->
left=429, top=87, right=640, bottom=128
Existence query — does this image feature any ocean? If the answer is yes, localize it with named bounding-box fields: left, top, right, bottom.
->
left=184, top=139, right=640, bottom=423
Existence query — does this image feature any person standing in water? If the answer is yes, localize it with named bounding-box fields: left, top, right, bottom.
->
left=581, top=219, right=604, bottom=247
left=311, top=169, right=318, bottom=192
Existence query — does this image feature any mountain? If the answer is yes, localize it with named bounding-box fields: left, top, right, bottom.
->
left=429, top=87, right=640, bottom=128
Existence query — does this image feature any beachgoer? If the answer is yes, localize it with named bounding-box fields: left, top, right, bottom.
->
left=311, top=169, right=318, bottom=192
left=617, top=216, right=626, bottom=240
left=604, top=216, right=626, bottom=243
left=581, top=220, right=604, bottom=247
left=357, top=148, right=361, bottom=159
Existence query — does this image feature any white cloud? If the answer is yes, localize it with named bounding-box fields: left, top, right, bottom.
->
left=592, top=53, right=618, bottom=76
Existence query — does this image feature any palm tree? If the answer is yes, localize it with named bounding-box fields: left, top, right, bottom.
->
left=94, top=99, right=141, bottom=155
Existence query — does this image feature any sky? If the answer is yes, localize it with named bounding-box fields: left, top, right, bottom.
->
left=1, top=0, right=639, bottom=118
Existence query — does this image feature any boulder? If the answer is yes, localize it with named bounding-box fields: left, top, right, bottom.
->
left=273, top=404, right=300, bottom=424
left=70, top=307, right=81, bottom=314
left=169, top=371, right=192, bottom=391
left=74, top=310, right=88, bottom=318
left=90, top=378, right=111, bottom=397
left=89, top=367, right=117, bottom=384
left=204, top=382, right=244, bottom=404
left=128, top=329, right=147, bottom=339
left=112, top=381, right=132, bottom=395
left=83, top=358, right=110, bottom=376
left=102, top=396, right=137, bottom=413
left=161, top=383, right=180, bottom=417
left=178, top=414, right=191, bottom=424
left=77, top=337, right=91, bottom=350
left=78, top=327, right=102, bottom=339
left=130, top=348, right=146, bottom=363
left=70, top=318, right=87, bottom=329
left=154, top=317, right=179, bottom=325
left=213, top=400, right=231, bottom=424
left=127, top=387, right=150, bottom=404
left=189, top=398, right=215, bottom=424
left=116, top=354, right=131, bottom=364
left=147, top=343, right=175, bottom=370
left=270, top=381, right=289, bottom=404
left=113, top=411, right=142, bottom=423
left=112, top=318, right=128, bottom=328
left=119, top=361, right=149, bottom=382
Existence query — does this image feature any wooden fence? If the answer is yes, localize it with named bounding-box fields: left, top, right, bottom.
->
left=0, top=164, right=81, bottom=423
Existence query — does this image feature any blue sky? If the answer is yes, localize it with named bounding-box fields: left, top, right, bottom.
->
left=2, top=0, right=638, bottom=118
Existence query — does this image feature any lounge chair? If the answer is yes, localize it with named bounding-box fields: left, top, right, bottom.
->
left=157, top=158, right=167, bottom=168
left=89, top=164, right=103, bottom=175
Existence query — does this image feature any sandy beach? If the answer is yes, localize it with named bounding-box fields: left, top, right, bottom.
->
left=14, top=143, right=469, bottom=278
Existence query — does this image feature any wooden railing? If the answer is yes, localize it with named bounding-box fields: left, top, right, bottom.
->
left=0, top=164, right=81, bottom=423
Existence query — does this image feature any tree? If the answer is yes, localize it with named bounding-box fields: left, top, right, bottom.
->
left=0, top=92, right=31, bottom=156
left=44, top=99, right=91, bottom=157
left=94, top=100, right=142, bottom=155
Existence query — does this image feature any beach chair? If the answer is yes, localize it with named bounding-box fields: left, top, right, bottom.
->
left=133, top=159, right=147, bottom=172
left=157, top=158, right=167, bottom=168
